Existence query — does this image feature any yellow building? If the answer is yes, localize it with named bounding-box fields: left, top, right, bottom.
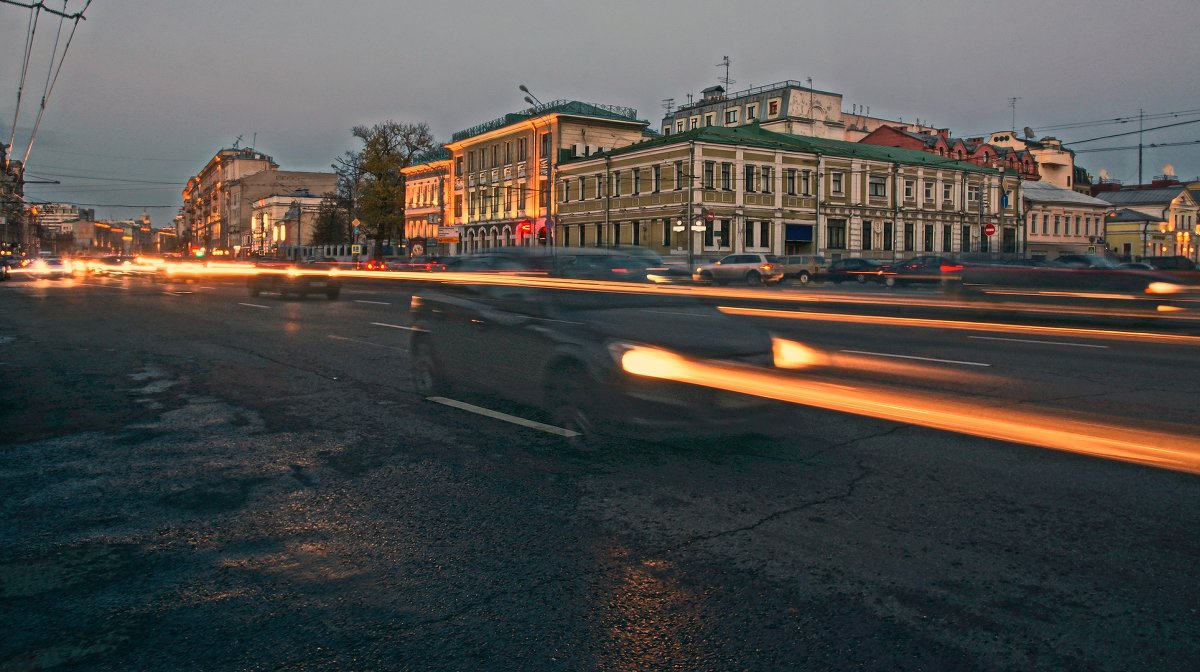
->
left=400, top=149, right=452, bottom=255
left=555, top=125, right=1022, bottom=261
left=443, top=101, right=651, bottom=252
left=1097, top=187, right=1199, bottom=261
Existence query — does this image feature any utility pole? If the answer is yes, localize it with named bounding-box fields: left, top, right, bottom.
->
left=1138, top=108, right=1144, bottom=185
left=1009, top=97, right=1021, bottom=132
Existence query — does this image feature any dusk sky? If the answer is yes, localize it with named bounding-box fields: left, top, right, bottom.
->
left=2, top=0, right=1197, bottom=222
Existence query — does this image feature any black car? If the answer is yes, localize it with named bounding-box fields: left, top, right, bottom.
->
left=247, top=259, right=341, bottom=299
left=409, top=262, right=790, bottom=444
left=880, top=255, right=963, bottom=287
left=826, top=257, right=885, bottom=284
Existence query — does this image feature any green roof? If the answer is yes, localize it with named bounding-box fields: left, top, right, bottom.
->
left=564, top=124, right=1013, bottom=175
left=450, top=100, right=647, bottom=143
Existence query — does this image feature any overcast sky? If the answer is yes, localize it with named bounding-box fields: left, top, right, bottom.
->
left=2, top=0, right=1197, bottom=222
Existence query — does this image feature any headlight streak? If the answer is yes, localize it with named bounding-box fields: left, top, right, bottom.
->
left=617, top=345, right=1200, bottom=475
left=719, top=306, right=1200, bottom=347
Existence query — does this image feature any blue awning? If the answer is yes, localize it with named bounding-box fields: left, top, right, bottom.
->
left=785, top=224, right=813, bottom=242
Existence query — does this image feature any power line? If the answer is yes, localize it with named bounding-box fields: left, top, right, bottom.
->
left=1073, top=139, right=1200, bottom=154
left=23, top=168, right=184, bottom=184
left=1034, top=108, right=1200, bottom=133
left=5, top=0, right=40, bottom=166
left=21, top=0, right=91, bottom=166
left=1062, top=118, right=1200, bottom=146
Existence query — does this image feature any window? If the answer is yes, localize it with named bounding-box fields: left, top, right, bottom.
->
left=862, top=220, right=872, bottom=250
left=942, top=224, right=952, bottom=252
left=519, top=184, right=527, bottom=209
left=747, top=104, right=758, bottom=121
left=612, top=170, right=621, bottom=197
left=538, top=181, right=547, bottom=208
left=689, top=117, right=699, bottom=129
left=676, top=120, right=685, bottom=133
left=563, top=226, right=570, bottom=247
left=540, top=133, right=551, bottom=161
left=633, top=168, right=642, bottom=195
left=721, top=163, right=732, bottom=190
left=831, top=172, right=844, bottom=194
left=1054, top=215, right=1060, bottom=235
left=594, top=223, right=602, bottom=247
left=785, top=169, right=797, bottom=195
left=827, top=219, right=847, bottom=248
left=869, top=175, right=887, bottom=198
left=744, top=219, right=754, bottom=247
left=704, top=113, right=715, bottom=127
left=904, top=222, right=914, bottom=251
left=904, top=180, right=915, bottom=200
left=504, top=184, right=512, bottom=210
left=1041, top=214, right=1048, bottom=235
left=745, top=165, right=757, bottom=193
left=703, top=161, right=715, bottom=189
left=924, top=224, right=934, bottom=251
left=883, top=221, right=893, bottom=251
left=1085, top=216, right=1091, bottom=236
left=455, top=156, right=464, bottom=176
left=961, top=224, right=972, bottom=253
left=653, top=165, right=661, bottom=193
left=517, top=138, right=527, bottom=162
left=802, top=170, right=811, bottom=196
left=504, top=142, right=512, bottom=164
left=967, top=184, right=980, bottom=204
left=942, top=182, right=953, bottom=203
left=468, top=191, right=476, bottom=216
left=1075, top=216, right=1081, bottom=236
left=577, top=177, right=585, bottom=202
left=674, top=161, right=685, bottom=190
left=594, top=174, right=602, bottom=200
left=725, top=109, right=739, bottom=125
left=768, top=100, right=780, bottom=116
left=491, top=145, right=498, bottom=168
left=760, top=221, right=770, bottom=249
left=454, top=195, right=462, bottom=218
left=661, top=219, right=671, bottom=246
left=762, top=167, right=773, bottom=194
left=924, top=181, right=933, bottom=201
left=468, top=151, right=475, bottom=172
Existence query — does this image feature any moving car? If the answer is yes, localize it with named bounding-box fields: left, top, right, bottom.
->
left=30, top=256, right=71, bottom=279
left=778, top=254, right=827, bottom=284
left=247, top=259, right=341, bottom=299
left=693, top=253, right=785, bottom=286
left=409, top=269, right=788, bottom=444
left=880, top=255, right=963, bottom=287
left=826, top=257, right=885, bottom=284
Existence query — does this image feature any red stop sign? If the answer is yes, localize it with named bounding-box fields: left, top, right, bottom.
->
left=984, top=223, right=997, bottom=237
left=705, top=211, right=715, bottom=222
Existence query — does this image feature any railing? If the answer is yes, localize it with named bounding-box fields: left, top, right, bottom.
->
left=451, top=100, right=641, bottom=142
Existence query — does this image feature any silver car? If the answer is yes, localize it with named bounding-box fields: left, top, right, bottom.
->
left=693, top=253, right=785, bottom=286
left=778, top=254, right=827, bottom=284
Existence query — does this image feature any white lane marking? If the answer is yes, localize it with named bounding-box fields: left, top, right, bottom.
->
left=427, top=396, right=580, bottom=437
left=327, top=334, right=405, bottom=351
left=968, top=335, right=1109, bottom=349
left=163, top=291, right=193, bottom=296
left=840, top=349, right=991, bottom=367
left=355, top=300, right=391, bottom=305
left=641, top=309, right=717, bottom=318
left=370, top=321, right=424, bottom=331
left=238, top=302, right=270, bottom=309
left=200, top=286, right=217, bottom=290
left=76, top=282, right=128, bottom=290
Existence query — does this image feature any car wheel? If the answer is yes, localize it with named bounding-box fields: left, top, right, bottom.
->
left=883, top=276, right=896, bottom=287
left=545, top=362, right=602, bottom=448
left=745, top=271, right=762, bottom=286
left=699, top=271, right=714, bottom=284
left=796, top=271, right=811, bottom=285
left=411, top=339, right=448, bottom=396
left=856, top=274, right=867, bottom=284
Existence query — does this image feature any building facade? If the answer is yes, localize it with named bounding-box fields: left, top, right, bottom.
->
left=1019, top=181, right=1112, bottom=259
left=444, top=100, right=651, bottom=253
left=1, top=143, right=27, bottom=254
left=988, top=133, right=1088, bottom=193
left=400, top=149, right=452, bottom=255
left=859, top=126, right=1041, bottom=181
left=1095, top=186, right=1199, bottom=261
left=249, top=190, right=327, bottom=255
left=181, top=147, right=276, bottom=252
left=554, top=125, right=1022, bottom=262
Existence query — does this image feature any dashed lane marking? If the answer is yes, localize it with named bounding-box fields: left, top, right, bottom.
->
left=968, top=335, right=1109, bottom=349
left=840, top=349, right=991, bottom=367
left=355, top=300, right=391, bottom=305
left=238, top=302, right=270, bottom=309
left=426, top=396, right=580, bottom=437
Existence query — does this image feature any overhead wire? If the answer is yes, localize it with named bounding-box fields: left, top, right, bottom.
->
left=5, top=1, right=40, bottom=168
left=22, top=0, right=91, bottom=166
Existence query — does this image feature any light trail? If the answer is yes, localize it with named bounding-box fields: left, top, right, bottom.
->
left=718, top=306, right=1200, bottom=346
left=620, top=346, right=1200, bottom=475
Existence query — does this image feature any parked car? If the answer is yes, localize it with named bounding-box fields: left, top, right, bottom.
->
left=778, top=254, right=827, bottom=284
left=409, top=269, right=790, bottom=444
left=1138, top=255, right=1200, bottom=285
left=880, top=255, right=964, bottom=287
left=0, top=256, right=12, bottom=281
left=693, top=253, right=785, bottom=286
left=826, top=257, right=885, bottom=284
left=247, top=259, right=341, bottom=299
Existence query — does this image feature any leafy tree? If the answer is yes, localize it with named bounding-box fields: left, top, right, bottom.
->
left=310, top=195, right=348, bottom=245
left=347, top=121, right=435, bottom=257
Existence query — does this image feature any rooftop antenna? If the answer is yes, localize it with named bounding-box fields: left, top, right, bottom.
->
left=662, top=98, right=675, bottom=116
left=1009, top=97, right=1021, bottom=132
left=716, top=56, right=735, bottom=89
left=686, top=92, right=694, bottom=106
left=233, top=134, right=244, bottom=149
left=251, top=132, right=256, bottom=149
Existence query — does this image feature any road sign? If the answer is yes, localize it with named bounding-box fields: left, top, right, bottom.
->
left=351, top=244, right=362, bottom=254
left=437, top=226, right=457, bottom=238
left=983, top=223, right=997, bottom=237
left=705, top=210, right=715, bottom=222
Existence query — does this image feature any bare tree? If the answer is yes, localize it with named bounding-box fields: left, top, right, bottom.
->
left=347, top=121, right=435, bottom=258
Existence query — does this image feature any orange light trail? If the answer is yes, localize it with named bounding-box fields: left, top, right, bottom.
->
left=620, top=346, right=1200, bottom=475
left=718, top=306, right=1200, bottom=346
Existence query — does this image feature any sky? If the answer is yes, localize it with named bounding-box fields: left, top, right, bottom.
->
left=2, top=0, right=1198, bottom=223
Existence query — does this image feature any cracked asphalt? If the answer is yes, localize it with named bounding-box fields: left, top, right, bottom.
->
left=2, top=276, right=1200, bottom=671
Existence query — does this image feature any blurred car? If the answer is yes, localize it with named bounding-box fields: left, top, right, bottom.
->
left=1117, top=262, right=1155, bottom=270
left=693, top=253, right=785, bottom=286
left=387, top=256, right=449, bottom=272
left=362, top=258, right=389, bottom=271
left=0, top=256, right=12, bottom=281
left=247, top=259, right=341, bottom=299
left=880, top=255, right=963, bottom=287
left=557, top=249, right=668, bottom=283
left=826, top=257, right=885, bottom=284
left=948, top=260, right=1194, bottom=308
left=778, top=254, right=827, bottom=284
left=1052, top=254, right=1120, bottom=269
left=409, top=272, right=789, bottom=444
left=89, top=255, right=135, bottom=276
left=1139, top=255, right=1200, bottom=285
left=30, top=256, right=71, bottom=279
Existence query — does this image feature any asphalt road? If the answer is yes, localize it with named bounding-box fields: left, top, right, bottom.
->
left=2, top=274, right=1199, bottom=671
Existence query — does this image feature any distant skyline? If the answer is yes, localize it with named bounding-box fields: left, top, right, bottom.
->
left=2, top=0, right=1197, bottom=223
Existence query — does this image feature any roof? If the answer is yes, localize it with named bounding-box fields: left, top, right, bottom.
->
left=1106, top=208, right=1158, bottom=223
left=1021, top=180, right=1111, bottom=206
left=563, top=124, right=1011, bottom=175
left=450, top=100, right=646, bottom=144
left=1096, top=187, right=1193, bottom=206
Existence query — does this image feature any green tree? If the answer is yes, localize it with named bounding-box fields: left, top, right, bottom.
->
left=310, top=195, right=348, bottom=246
left=349, top=121, right=435, bottom=257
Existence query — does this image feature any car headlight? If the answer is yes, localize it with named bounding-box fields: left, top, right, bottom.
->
left=1146, top=281, right=1183, bottom=295
left=771, top=337, right=825, bottom=369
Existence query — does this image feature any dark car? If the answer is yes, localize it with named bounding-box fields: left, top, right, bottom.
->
left=0, top=256, right=15, bottom=281
left=409, top=263, right=791, bottom=444
left=826, top=257, right=885, bottom=284
left=880, top=255, right=963, bottom=287
left=90, top=255, right=135, bottom=276
left=557, top=249, right=669, bottom=283
left=1052, top=254, right=1120, bottom=269
left=247, top=259, right=341, bottom=299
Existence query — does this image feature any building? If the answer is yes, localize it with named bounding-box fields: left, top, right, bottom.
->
left=1094, top=184, right=1199, bottom=261
left=859, top=126, right=1041, bottom=181
left=1019, top=181, right=1112, bottom=260
left=181, top=147, right=336, bottom=254
left=249, top=189, right=326, bottom=255
left=554, top=125, right=1023, bottom=262
left=660, top=81, right=940, bottom=142
left=33, top=202, right=95, bottom=231
left=400, top=148, right=452, bottom=255
left=1, top=143, right=26, bottom=255
left=988, top=133, right=1089, bottom=193
left=444, top=100, right=651, bottom=253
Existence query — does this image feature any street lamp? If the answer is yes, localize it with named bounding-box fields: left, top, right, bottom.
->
left=519, top=84, right=543, bottom=108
